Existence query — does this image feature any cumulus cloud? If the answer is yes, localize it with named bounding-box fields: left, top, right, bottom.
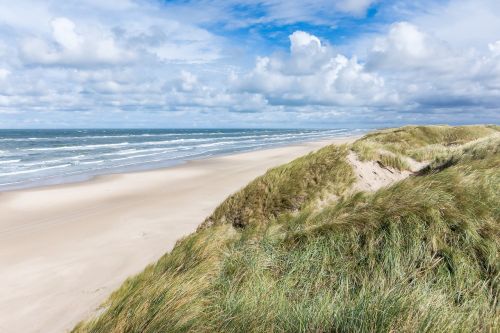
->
left=287, top=31, right=329, bottom=74
left=21, top=17, right=134, bottom=66
left=409, top=0, right=500, bottom=50
left=489, top=41, right=500, bottom=56
left=367, top=22, right=456, bottom=71
left=238, top=31, right=394, bottom=107
left=364, top=21, right=500, bottom=112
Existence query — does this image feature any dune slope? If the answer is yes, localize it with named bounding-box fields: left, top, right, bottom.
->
left=74, top=125, right=499, bottom=333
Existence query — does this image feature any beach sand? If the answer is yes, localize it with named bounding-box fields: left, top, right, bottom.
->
left=0, top=137, right=355, bottom=333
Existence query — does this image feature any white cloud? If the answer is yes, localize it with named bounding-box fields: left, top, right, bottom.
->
left=410, top=0, right=500, bottom=50
left=178, top=71, right=198, bottom=92
left=21, top=17, right=134, bottom=66
left=375, top=22, right=428, bottom=58
left=367, top=22, right=456, bottom=71
left=51, top=17, right=82, bottom=50
left=364, top=21, right=500, bottom=111
left=152, top=43, right=220, bottom=63
left=238, top=31, right=394, bottom=107
left=0, top=68, right=10, bottom=80
left=335, top=0, right=377, bottom=16
left=489, top=41, right=500, bottom=56
left=290, top=31, right=322, bottom=53
left=78, top=0, right=136, bottom=11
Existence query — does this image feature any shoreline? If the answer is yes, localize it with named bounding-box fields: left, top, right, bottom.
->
left=0, top=135, right=357, bottom=333
left=0, top=135, right=361, bottom=193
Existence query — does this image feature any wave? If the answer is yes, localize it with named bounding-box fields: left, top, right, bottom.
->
left=21, top=155, right=88, bottom=167
left=22, top=137, right=231, bottom=152
left=99, top=146, right=190, bottom=158
left=100, top=149, right=138, bottom=156
left=0, top=164, right=72, bottom=177
left=0, top=159, right=20, bottom=165
left=26, top=142, right=131, bottom=152
left=79, top=160, right=104, bottom=165
left=0, top=180, right=24, bottom=187
left=0, top=130, right=260, bottom=142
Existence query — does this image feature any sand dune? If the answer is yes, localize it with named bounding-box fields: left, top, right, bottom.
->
left=0, top=137, right=355, bottom=333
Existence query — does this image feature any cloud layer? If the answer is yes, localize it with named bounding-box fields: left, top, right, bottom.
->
left=0, top=0, right=499, bottom=128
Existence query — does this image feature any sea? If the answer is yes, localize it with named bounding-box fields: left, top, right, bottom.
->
left=0, top=128, right=366, bottom=191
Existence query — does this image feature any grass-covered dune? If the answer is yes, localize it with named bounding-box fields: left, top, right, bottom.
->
left=74, top=125, right=499, bottom=333
left=352, top=124, right=499, bottom=170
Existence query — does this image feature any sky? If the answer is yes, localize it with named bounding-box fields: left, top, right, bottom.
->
left=0, top=0, right=499, bottom=128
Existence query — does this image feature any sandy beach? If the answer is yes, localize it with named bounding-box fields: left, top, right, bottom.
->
left=0, top=137, right=355, bottom=333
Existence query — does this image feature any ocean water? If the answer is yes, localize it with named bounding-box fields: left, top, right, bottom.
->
left=0, top=128, right=365, bottom=191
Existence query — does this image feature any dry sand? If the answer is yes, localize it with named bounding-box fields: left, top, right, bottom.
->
left=347, top=151, right=411, bottom=192
left=0, top=137, right=355, bottom=333
left=347, top=151, right=427, bottom=193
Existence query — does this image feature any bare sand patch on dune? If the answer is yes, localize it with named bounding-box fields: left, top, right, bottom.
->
left=347, top=151, right=426, bottom=193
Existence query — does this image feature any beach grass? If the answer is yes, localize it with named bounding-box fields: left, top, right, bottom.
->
left=202, top=143, right=356, bottom=229
left=73, top=125, right=499, bottom=333
left=352, top=124, right=499, bottom=169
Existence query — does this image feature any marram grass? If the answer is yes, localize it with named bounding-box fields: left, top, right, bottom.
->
left=352, top=124, right=499, bottom=169
left=74, top=125, right=499, bottom=333
left=202, top=143, right=355, bottom=229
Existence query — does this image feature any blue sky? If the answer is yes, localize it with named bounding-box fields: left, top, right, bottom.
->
left=0, top=0, right=499, bottom=128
